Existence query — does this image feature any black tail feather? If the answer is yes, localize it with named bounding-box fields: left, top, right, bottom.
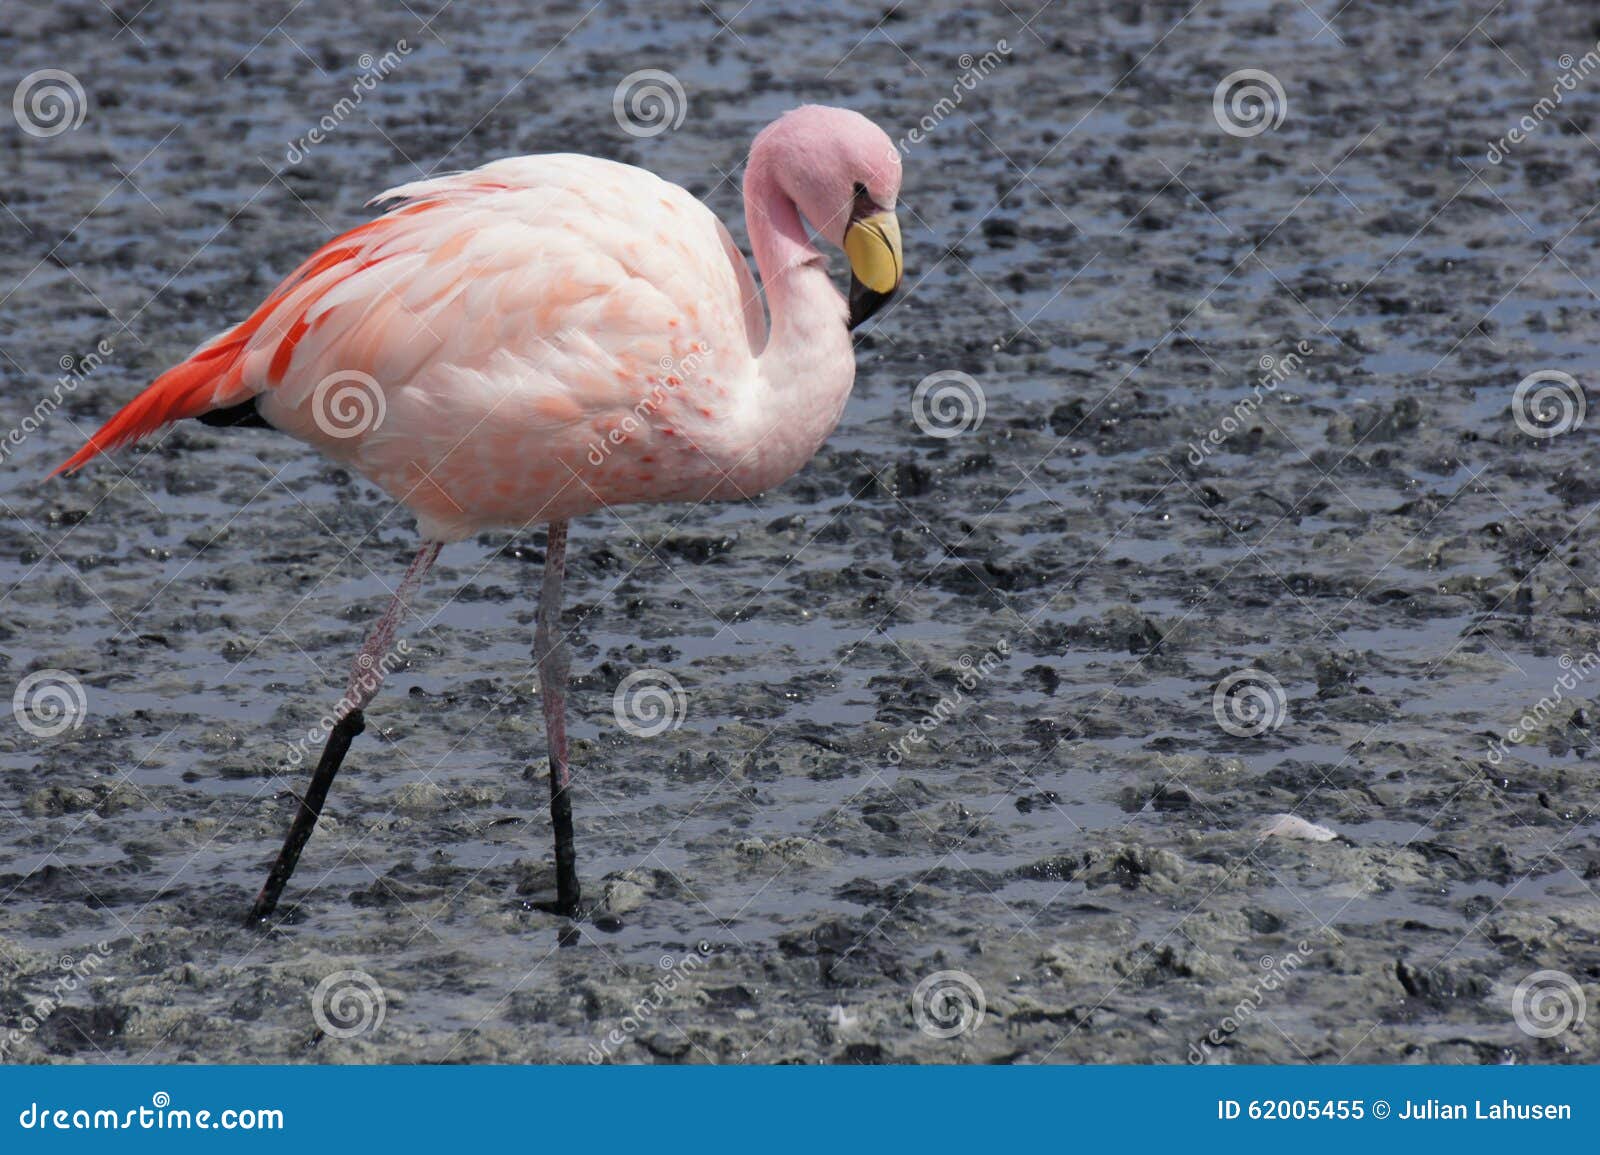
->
left=195, top=398, right=270, bottom=429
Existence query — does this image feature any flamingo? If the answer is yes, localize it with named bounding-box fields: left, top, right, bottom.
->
left=53, top=105, right=903, bottom=922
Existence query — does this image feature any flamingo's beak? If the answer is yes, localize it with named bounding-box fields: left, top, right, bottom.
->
left=845, top=209, right=902, bottom=329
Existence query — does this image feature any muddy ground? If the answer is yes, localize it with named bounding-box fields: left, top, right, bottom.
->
left=1, top=0, right=1598, bottom=1064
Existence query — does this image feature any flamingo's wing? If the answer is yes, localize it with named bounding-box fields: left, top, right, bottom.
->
left=55, top=154, right=757, bottom=476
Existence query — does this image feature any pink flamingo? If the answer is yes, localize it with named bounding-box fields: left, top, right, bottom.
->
left=54, top=105, right=903, bottom=922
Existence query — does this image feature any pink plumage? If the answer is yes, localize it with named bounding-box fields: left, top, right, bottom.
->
left=56, top=106, right=902, bottom=543
left=53, top=105, right=905, bottom=921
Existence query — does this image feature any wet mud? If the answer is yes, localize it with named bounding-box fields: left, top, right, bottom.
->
left=0, top=0, right=1598, bottom=1063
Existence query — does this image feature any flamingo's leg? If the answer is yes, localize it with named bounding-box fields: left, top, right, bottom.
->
left=247, top=541, right=441, bottom=924
left=533, top=519, right=582, bottom=916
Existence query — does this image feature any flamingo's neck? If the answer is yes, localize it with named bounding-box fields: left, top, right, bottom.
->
left=744, top=161, right=851, bottom=341
left=744, top=163, right=820, bottom=299
left=739, top=161, right=855, bottom=483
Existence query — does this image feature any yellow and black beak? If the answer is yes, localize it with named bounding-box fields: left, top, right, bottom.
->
left=845, top=209, right=903, bottom=330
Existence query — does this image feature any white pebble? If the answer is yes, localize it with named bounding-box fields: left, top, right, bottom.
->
left=1261, top=813, right=1337, bottom=842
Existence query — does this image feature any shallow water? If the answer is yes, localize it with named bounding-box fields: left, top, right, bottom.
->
left=1, top=0, right=1598, bottom=1064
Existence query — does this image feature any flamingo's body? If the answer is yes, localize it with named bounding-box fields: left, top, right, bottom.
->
left=55, top=105, right=904, bottom=920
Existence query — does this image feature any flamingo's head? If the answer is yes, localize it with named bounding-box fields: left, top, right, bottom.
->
left=750, top=105, right=904, bottom=328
